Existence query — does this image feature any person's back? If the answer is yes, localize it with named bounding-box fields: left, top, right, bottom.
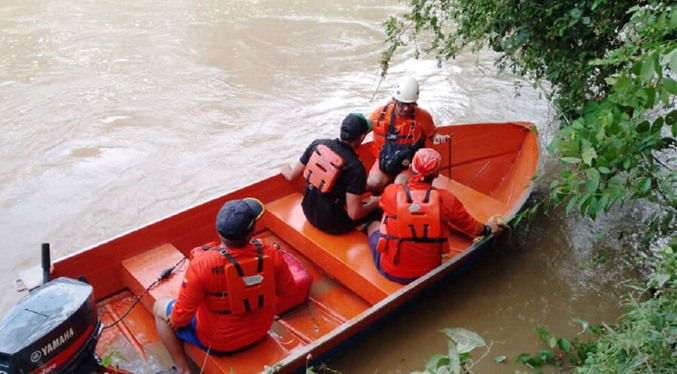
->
left=153, top=198, right=297, bottom=374
left=281, top=113, right=381, bottom=234
left=368, top=149, right=504, bottom=284
left=298, top=138, right=369, bottom=233
left=171, top=239, right=295, bottom=352
left=377, top=181, right=480, bottom=279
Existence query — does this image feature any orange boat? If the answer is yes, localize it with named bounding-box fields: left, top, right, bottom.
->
left=2, top=122, right=540, bottom=374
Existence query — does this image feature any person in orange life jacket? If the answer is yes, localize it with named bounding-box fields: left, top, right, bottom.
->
left=367, top=76, right=450, bottom=195
left=153, top=198, right=296, bottom=374
left=280, top=113, right=382, bottom=235
left=366, top=148, right=505, bottom=284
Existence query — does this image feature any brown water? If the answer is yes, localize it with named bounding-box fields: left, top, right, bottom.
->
left=0, top=0, right=637, bottom=372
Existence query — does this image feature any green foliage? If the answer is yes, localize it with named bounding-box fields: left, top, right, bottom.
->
left=516, top=322, right=603, bottom=372
left=383, top=0, right=676, bottom=247
left=410, top=328, right=488, bottom=374
left=99, top=350, right=127, bottom=371
left=382, top=0, right=639, bottom=115
left=574, top=246, right=677, bottom=373
left=516, top=245, right=677, bottom=373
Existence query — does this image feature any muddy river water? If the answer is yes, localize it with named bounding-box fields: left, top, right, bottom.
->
left=0, top=0, right=639, bottom=372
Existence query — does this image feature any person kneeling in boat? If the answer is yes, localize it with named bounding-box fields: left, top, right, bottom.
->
left=280, top=113, right=382, bottom=235
left=367, top=148, right=505, bottom=284
left=367, top=76, right=450, bottom=195
left=153, top=198, right=297, bottom=374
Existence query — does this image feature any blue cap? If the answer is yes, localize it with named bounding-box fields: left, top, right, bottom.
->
left=216, top=198, right=265, bottom=240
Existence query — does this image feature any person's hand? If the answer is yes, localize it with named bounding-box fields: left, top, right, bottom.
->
left=432, top=133, right=451, bottom=145
left=486, top=220, right=503, bottom=235
left=280, top=164, right=292, bottom=175
left=363, top=195, right=379, bottom=208
left=486, top=215, right=506, bottom=235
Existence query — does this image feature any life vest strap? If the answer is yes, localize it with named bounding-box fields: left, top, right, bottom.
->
left=404, top=184, right=433, bottom=204
left=377, top=103, right=418, bottom=142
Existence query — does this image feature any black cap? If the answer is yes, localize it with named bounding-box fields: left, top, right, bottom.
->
left=216, top=198, right=265, bottom=240
left=340, top=113, right=372, bottom=141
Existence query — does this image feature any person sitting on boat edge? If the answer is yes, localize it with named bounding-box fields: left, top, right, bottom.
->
left=367, top=76, right=450, bottom=195
left=280, top=113, right=382, bottom=235
left=367, top=148, right=505, bottom=284
left=153, top=198, right=297, bottom=374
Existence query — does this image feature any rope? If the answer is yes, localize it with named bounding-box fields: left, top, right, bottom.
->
left=102, top=256, right=187, bottom=330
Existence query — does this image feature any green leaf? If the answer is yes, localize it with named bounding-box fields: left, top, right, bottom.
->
left=572, top=317, right=589, bottom=332
left=667, top=110, right=677, bottom=126
left=664, top=78, right=677, bottom=95
left=651, top=117, right=664, bottom=133
left=535, top=326, right=549, bottom=338
left=591, top=196, right=601, bottom=220
left=562, top=157, right=582, bottom=164
left=622, top=356, right=649, bottom=373
left=666, top=110, right=677, bottom=137
left=516, top=353, right=532, bottom=364
left=494, top=355, right=507, bottom=363
left=425, top=354, right=450, bottom=372
left=637, top=120, right=650, bottom=133
left=652, top=273, right=670, bottom=288
left=598, top=166, right=611, bottom=174
left=599, top=194, right=610, bottom=212
left=639, top=177, right=652, bottom=193
left=566, top=196, right=579, bottom=214
left=441, top=328, right=486, bottom=353
left=548, top=336, right=557, bottom=349
left=582, top=146, right=597, bottom=166
left=640, top=59, right=655, bottom=83
left=557, top=338, right=572, bottom=353
left=447, top=340, right=461, bottom=374
left=585, top=168, right=601, bottom=193
left=661, top=48, right=677, bottom=72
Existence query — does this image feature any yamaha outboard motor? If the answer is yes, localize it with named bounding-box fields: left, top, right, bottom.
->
left=0, top=277, right=103, bottom=374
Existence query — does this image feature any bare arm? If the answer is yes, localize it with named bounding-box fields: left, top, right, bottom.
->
left=280, top=161, right=305, bottom=181
left=431, top=129, right=451, bottom=145
left=345, top=193, right=379, bottom=220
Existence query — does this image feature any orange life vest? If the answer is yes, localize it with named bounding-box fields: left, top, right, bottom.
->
left=379, top=184, right=446, bottom=263
left=201, top=240, right=276, bottom=315
left=303, top=144, right=344, bottom=193
left=373, top=104, right=423, bottom=147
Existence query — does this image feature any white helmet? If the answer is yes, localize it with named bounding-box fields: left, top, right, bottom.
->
left=392, top=76, right=419, bottom=103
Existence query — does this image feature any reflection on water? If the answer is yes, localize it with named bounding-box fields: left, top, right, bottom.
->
left=0, top=0, right=637, bottom=372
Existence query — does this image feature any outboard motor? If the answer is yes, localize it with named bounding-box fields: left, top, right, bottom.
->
left=0, top=277, right=102, bottom=374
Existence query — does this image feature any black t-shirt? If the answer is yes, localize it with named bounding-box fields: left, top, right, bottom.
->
left=299, top=138, right=367, bottom=234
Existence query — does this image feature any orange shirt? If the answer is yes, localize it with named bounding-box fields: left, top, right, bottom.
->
left=378, top=180, right=484, bottom=279
left=170, top=240, right=296, bottom=352
left=369, top=104, right=437, bottom=158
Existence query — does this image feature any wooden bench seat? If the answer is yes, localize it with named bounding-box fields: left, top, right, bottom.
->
left=265, top=193, right=403, bottom=305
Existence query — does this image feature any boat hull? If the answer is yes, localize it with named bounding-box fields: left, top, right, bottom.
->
left=11, top=122, right=539, bottom=374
